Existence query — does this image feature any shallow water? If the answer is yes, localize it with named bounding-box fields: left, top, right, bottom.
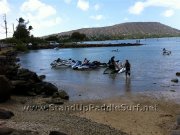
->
left=18, top=37, right=180, bottom=101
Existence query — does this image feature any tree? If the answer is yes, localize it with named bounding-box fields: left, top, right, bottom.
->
left=28, top=26, right=33, bottom=31
left=71, top=32, right=86, bottom=41
left=13, top=17, right=32, bottom=42
left=18, top=17, right=25, bottom=24
left=45, top=35, right=59, bottom=41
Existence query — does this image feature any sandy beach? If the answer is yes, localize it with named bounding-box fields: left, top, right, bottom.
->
left=0, top=93, right=180, bottom=135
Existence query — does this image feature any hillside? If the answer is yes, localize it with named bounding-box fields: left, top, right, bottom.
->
left=49, top=22, right=180, bottom=40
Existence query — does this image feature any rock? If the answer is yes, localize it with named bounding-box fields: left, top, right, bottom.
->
left=49, top=131, right=67, bottom=135
left=170, top=90, right=176, bottom=92
left=0, top=75, right=12, bottom=102
left=0, top=65, right=19, bottom=80
left=15, top=57, right=20, bottom=62
left=17, top=68, right=41, bottom=83
left=47, top=98, right=64, bottom=105
left=0, top=109, right=14, bottom=119
left=34, top=82, right=58, bottom=96
left=176, top=72, right=180, bottom=76
left=39, top=75, right=46, bottom=80
left=171, top=78, right=179, bottom=83
left=0, top=127, right=39, bottom=135
left=12, top=80, right=59, bottom=96
left=52, top=90, right=69, bottom=100
left=11, top=80, right=34, bottom=95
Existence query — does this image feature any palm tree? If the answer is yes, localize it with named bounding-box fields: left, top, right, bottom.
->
left=18, top=17, right=25, bottom=24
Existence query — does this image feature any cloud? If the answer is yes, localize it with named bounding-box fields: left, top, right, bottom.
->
left=20, top=0, right=61, bottom=31
left=64, top=0, right=72, bottom=4
left=0, top=0, right=10, bottom=15
left=162, top=9, right=174, bottom=17
left=129, top=2, right=145, bottom=15
left=21, top=0, right=56, bottom=20
left=94, top=4, right=100, bottom=11
left=77, top=0, right=89, bottom=11
left=123, top=17, right=129, bottom=21
left=90, top=15, right=104, bottom=21
left=129, top=0, right=180, bottom=15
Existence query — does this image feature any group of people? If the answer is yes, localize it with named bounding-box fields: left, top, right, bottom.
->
left=108, top=56, right=131, bottom=78
left=77, top=57, right=131, bottom=77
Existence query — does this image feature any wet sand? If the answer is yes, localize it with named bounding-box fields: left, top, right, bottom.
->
left=74, top=94, right=180, bottom=135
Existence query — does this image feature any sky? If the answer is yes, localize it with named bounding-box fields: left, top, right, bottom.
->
left=0, top=0, right=180, bottom=39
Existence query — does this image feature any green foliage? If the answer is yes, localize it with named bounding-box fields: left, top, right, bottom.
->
left=0, top=37, right=19, bottom=44
left=45, top=35, right=59, bottom=41
left=13, top=17, right=32, bottom=43
left=59, top=35, right=71, bottom=43
left=50, top=32, right=87, bottom=43
left=15, top=43, right=28, bottom=52
left=13, top=25, right=30, bottom=40
left=71, top=32, right=86, bottom=41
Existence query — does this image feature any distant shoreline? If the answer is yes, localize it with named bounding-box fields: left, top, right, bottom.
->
left=61, top=43, right=143, bottom=48
left=36, top=43, right=143, bottom=49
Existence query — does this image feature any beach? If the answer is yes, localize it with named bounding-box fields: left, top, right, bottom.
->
left=0, top=93, right=180, bottom=135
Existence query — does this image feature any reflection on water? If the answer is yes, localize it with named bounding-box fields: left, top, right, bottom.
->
left=18, top=37, right=180, bottom=101
left=125, top=78, right=131, bottom=93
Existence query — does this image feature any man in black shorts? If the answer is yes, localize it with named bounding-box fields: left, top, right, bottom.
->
left=124, top=60, right=131, bottom=78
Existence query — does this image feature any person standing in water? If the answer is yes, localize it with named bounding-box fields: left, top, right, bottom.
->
left=124, top=60, right=131, bottom=78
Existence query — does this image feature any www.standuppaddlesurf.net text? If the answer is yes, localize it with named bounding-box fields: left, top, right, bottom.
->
left=23, top=104, right=158, bottom=112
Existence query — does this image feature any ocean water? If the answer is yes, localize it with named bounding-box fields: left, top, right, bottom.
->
left=18, top=37, right=180, bottom=101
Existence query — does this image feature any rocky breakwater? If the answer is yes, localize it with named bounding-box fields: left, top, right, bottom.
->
left=0, top=50, right=69, bottom=103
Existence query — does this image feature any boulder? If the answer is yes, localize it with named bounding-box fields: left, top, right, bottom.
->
left=176, top=72, right=180, bottom=76
left=12, top=80, right=59, bottom=96
left=171, top=78, right=179, bottom=83
left=49, top=131, right=67, bottom=135
left=0, top=109, right=14, bottom=119
left=17, top=68, right=41, bottom=83
left=52, top=90, right=69, bottom=100
left=34, top=82, right=58, bottom=96
left=5, top=65, right=19, bottom=80
left=11, top=80, right=35, bottom=95
left=0, top=75, right=12, bottom=102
